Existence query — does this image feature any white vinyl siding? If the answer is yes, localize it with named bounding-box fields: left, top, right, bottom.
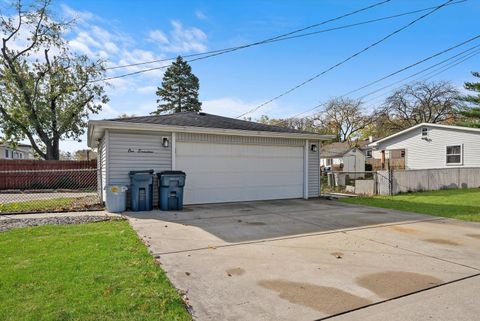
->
left=308, top=141, right=320, bottom=197
left=375, top=126, right=480, bottom=169
left=107, top=131, right=172, bottom=186
left=176, top=132, right=304, bottom=146
left=97, top=138, right=107, bottom=201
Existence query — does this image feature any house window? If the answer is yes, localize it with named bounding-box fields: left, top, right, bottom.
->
left=365, top=150, right=372, bottom=158
left=446, top=145, right=462, bottom=165
left=4, top=149, right=9, bottom=158
left=326, top=158, right=333, bottom=166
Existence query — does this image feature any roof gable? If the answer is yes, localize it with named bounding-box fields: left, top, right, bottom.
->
left=370, top=123, right=480, bottom=147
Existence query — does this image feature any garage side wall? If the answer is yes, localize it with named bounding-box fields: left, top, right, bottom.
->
left=107, top=130, right=172, bottom=206
left=308, top=140, right=320, bottom=197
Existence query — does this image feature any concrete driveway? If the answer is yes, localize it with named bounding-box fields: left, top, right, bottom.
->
left=126, top=199, right=480, bottom=321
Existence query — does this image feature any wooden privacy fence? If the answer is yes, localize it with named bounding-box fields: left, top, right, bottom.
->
left=0, top=160, right=97, bottom=190
left=0, top=160, right=96, bottom=170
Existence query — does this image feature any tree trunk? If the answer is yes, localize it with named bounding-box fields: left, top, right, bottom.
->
left=45, top=138, right=60, bottom=160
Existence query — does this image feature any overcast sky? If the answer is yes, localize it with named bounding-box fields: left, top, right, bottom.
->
left=11, top=0, right=480, bottom=152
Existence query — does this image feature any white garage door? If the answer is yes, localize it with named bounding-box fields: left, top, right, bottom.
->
left=176, top=142, right=304, bottom=204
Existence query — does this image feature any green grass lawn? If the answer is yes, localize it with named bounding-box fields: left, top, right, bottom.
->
left=0, top=221, right=191, bottom=321
left=0, top=198, right=76, bottom=213
left=339, top=188, right=480, bottom=222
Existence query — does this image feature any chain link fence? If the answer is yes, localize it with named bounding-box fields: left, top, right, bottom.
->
left=0, top=168, right=103, bottom=214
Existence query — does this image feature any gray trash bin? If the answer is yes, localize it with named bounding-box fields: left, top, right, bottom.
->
left=105, top=185, right=128, bottom=213
left=129, top=170, right=154, bottom=211
left=157, top=171, right=186, bottom=211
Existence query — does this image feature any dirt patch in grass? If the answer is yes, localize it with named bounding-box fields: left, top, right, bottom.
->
left=357, top=271, right=442, bottom=298
left=0, top=216, right=119, bottom=232
left=258, top=280, right=371, bottom=314
left=424, top=238, right=460, bottom=246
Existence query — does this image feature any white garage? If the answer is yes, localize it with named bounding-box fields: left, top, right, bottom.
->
left=88, top=112, right=332, bottom=206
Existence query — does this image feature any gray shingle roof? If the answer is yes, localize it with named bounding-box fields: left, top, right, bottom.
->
left=107, top=112, right=315, bottom=134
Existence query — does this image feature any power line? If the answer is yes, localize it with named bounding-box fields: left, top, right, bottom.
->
left=104, top=0, right=465, bottom=71
left=290, top=33, right=480, bottom=118
left=236, top=0, right=455, bottom=119
left=342, top=37, right=480, bottom=98
left=422, top=49, right=480, bottom=81
left=93, top=0, right=392, bottom=82
left=357, top=44, right=480, bottom=100
left=359, top=47, right=480, bottom=106
left=104, top=0, right=392, bottom=71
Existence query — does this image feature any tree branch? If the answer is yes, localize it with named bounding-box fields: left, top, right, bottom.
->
left=0, top=103, right=46, bottom=159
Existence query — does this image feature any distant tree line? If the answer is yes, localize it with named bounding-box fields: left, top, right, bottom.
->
left=258, top=75, right=480, bottom=143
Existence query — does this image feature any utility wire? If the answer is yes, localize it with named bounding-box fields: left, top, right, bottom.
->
left=357, top=44, right=480, bottom=100
left=104, top=0, right=392, bottom=71
left=359, top=47, right=480, bottom=106
left=93, top=0, right=392, bottom=82
left=290, top=33, right=480, bottom=118
left=236, top=0, right=455, bottom=119
left=104, top=0, right=465, bottom=71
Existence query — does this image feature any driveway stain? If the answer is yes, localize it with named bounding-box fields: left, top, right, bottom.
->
left=330, top=252, right=343, bottom=259
left=361, top=210, right=387, bottom=214
left=246, top=222, right=266, bottom=226
left=466, top=234, right=480, bottom=239
left=357, top=271, right=442, bottom=298
left=258, top=280, right=371, bottom=314
left=424, top=238, right=460, bottom=246
left=389, top=225, right=419, bottom=234
left=226, top=268, right=245, bottom=276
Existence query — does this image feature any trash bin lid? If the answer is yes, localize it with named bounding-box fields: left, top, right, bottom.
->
left=156, top=170, right=186, bottom=177
left=129, top=169, right=154, bottom=176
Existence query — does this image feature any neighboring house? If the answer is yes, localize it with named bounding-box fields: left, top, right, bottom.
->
left=361, top=136, right=383, bottom=159
left=0, top=143, right=34, bottom=160
left=369, top=123, right=480, bottom=170
left=88, top=112, right=333, bottom=204
left=320, top=142, right=366, bottom=173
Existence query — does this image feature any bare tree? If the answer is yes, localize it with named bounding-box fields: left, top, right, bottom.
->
left=316, top=97, right=375, bottom=142
left=382, top=81, right=460, bottom=130
left=256, top=115, right=328, bottom=133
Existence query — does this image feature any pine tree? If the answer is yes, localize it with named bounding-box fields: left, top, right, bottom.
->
left=459, top=71, right=480, bottom=128
left=152, top=56, right=202, bottom=114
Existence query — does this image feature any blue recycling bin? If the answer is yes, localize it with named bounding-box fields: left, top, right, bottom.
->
left=129, top=170, right=154, bottom=211
left=157, top=171, right=186, bottom=211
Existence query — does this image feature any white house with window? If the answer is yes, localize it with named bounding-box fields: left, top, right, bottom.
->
left=0, top=144, right=34, bottom=160
left=368, top=123, right=480, bottom=170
